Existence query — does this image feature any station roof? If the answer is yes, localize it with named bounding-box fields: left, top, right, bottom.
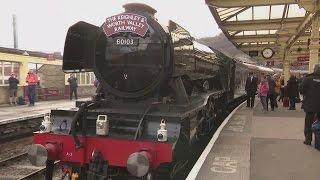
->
left=0, top=46, right=62, bottom=60
left=206, top=0, right=320, bottom=67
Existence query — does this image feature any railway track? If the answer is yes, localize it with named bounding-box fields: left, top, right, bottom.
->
left=0, top=116, right=44, bottom=143
left=0, top=151, right=60, bottom=180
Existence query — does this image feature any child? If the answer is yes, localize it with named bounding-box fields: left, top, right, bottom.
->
left=258, top=76, right=269, bottom=112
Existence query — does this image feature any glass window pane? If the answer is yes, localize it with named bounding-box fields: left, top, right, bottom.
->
left=0, top=62, right=3, bottom=85
left=226, top=16, right=237, bottom=21
left=271, top=5, right=284, bottom=19
left=270, top=30, right=277, bottom=34
left=3, top=62, right=12, bottom=84
left=254, top=6, right=270, bottom=20
left=235, top=31, right=243, bottom=36
left=4, top=62, right=12, bottom=75
left=220, top=8, right=243, bottom=20
left=257, top=30, right=269, bottom=35
left=86, top=73, right=90, bottom=84
left=81, top=73, right=85, bottom=85
left=288, top=4, right=306, bottom=18
left=13, top=63, right=19, bottom=80
left=75, top=73, right=81, bottom=84
left=244, top=31, right=256, bottom=35
left=90, top=72, right=95, bottom=84
left=237, top=7, right=252, bottom=21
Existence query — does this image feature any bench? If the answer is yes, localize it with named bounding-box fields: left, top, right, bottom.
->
left=42, top=88, right=61, bottom=100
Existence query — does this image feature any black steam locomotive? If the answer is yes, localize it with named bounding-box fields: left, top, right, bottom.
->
left=28, top=3, right=249, bottom=180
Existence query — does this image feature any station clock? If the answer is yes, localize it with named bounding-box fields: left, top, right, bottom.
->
left=261, top=48, right=274, bottom=59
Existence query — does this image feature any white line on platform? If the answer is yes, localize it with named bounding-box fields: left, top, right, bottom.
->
left=185, top=101, right=246, bottom=180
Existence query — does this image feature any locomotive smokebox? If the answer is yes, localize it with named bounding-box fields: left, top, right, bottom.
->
left=63, top=3, right=171, bottom=99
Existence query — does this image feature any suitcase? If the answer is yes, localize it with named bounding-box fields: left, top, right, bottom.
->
left=283, top=97, right=289, bottom=107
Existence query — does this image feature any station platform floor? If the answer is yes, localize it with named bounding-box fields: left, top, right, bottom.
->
left=0, top=99, right=81, bottom=124
left=188, top=101, right=320, bottom=180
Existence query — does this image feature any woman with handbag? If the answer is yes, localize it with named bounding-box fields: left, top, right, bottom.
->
left=258, top=76, right=269, bottom=113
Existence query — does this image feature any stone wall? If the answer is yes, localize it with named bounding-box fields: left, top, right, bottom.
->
left=0, top=86, right=24, bottom=104
left=65, top=85, right=96, bottom=99
left=38, top=65, right=65, bottom=90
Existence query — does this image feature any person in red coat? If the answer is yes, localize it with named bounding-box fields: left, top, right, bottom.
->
left=26, top=69, right=39, bottom=106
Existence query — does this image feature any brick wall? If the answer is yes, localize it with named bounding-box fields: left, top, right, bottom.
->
left=0, top=86, right=24, bottom=104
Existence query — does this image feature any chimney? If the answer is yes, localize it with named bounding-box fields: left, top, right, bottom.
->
left=123, top=3, right=157, bottom=16
left=13, top=14, right=18, bottom=49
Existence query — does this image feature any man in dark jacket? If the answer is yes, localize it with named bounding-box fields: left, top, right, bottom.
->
left=266, top=75, right=276, bottom=111
left=286, top=75, right=299, bottom=110
left=8, top=73, right=19, bottom=105
left=299, top=64, right=320, bottom=147
left=245, top=72, right=258, bottom=108
left=68, top=73, right=78, bottom=100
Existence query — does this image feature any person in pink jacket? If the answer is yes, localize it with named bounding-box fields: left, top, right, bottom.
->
left=258, top=76, right=269, bottom=112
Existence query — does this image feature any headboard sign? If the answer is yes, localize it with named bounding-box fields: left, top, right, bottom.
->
left=103, top=13, right=149, bottom=37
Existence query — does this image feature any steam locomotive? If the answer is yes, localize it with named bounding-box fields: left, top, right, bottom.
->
left=28, top=3, right=265, bottom=180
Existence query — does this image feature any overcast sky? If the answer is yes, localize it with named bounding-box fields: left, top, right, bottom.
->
left=0, top=0, right=220, bottom=53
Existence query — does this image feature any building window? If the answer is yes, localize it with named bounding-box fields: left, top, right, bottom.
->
left=0, top=61, right=20, bottom=86
left=73, top=72, right=95, bottom=86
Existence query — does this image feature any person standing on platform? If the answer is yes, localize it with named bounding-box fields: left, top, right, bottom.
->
left=245, top=72, right=258, bottom=108
left=68, top=73, right=78, bottom=100
left=278, top=76, right=285, bottom=102
left=286, top=75, right=299, bottom=110
left=274, top=74, right=281, bottom=108
left=258, top=76, right=269, bottom=113
left=26, top=69, right=39, bottom=106
left=299, top=64, right=320, bottom=147
left=8, top=73, right=19, bottom=105
left=266, top=75, right=276, bottom=111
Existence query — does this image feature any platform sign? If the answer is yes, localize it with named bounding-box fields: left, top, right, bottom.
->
left=292, top=61, right=309, bottom=67
left=266, top=61, right=274, bottom=66
left=103, top=13, right=149, bottom=37
left=297, top=56, right=309, bottom=62
left=248, top=51, right=258, bottom=57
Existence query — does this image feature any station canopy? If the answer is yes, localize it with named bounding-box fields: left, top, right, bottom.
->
left=206, top=0, right=320, bottom=69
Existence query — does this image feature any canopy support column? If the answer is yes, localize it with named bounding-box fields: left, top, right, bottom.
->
left=309, top=13, right=319, bottom=73
left=19, top=61, right=28, bottom=86
left=283, top=58, right=290, bottom=85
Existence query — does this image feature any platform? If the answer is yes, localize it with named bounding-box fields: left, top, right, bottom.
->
left=0, top=99, right=82, bottom=124
left=188, top=101, right=320, bottom=180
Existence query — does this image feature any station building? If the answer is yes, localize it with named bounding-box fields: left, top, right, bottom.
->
left=0, top=47, right=95, bottom=104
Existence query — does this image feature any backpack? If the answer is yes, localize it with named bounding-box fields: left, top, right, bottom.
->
left=17, top=96, right=26, bottom=105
